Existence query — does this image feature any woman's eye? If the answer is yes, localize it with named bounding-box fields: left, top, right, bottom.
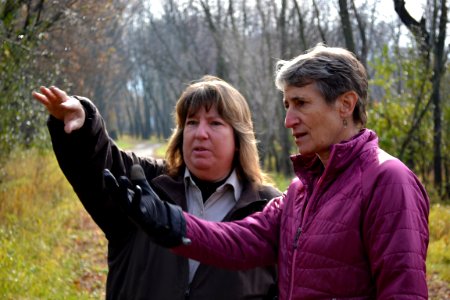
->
left=211, top=120, right=223, bottom=126
left=186, top=120, right=197, bottom=126
left=294, top=99, right=306, bottom=108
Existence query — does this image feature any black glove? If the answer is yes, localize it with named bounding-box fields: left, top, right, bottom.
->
left=103, top=165, right=191, bottom=248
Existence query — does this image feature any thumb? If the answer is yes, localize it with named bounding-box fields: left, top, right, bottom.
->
left=64, top=122, right=75, bottom=134
left=103, top=169, right=119, bottom=191
left=132, top=184, right=143, bottom=209
left=61, top=100, right=85, bottom=133
left=64, top=119, right=83, bottom=134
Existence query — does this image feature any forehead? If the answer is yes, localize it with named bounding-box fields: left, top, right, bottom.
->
left=283, top=83, right=323, bottom=101
left=187, top=103, right=220, bottom=117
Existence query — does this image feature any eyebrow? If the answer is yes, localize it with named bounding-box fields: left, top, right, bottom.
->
left=285, top=95, right=307, bottom=103
left=186, top=110, right=222, bottom=119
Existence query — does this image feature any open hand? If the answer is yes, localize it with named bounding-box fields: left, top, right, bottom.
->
left=32, top=86, right=85, bottom=133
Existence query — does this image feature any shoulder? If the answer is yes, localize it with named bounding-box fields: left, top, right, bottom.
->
left=138, top=157, right=168, bottom=180
left=285, top=177, right=304, bottom=197
left=361, top=148, right=418, bottom=187
left=360, top=148, right=429, bottom=216
left=258, top=184, right=282, bottom=199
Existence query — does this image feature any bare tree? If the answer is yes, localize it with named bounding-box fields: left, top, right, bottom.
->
left=339, top=0, right=356, bottom=52
left=350, top=0, right=368, bottom=66
left=292, top=0, right=309, bottom=50
left=394, top=0, right=448, bottom=195
left=312, top=0, right=328, bottom=43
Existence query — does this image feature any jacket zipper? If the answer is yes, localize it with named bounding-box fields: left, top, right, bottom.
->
left=293, top=227, right=302, bottom=249
left=184, top=285, right=190, bottom=299
left=288, top=226, right=302, bottom=299
left=287, top=162, right=330, bottom=299
left=287, top=177, right=319, bottom=299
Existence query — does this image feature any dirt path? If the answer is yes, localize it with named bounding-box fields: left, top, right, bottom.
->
left=129, top=142, right=162, bottom=158
left=428, top=273, right=450, bottom=299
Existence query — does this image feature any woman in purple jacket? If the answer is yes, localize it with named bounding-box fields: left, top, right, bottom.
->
left=104, top=44, right=430, bottom=299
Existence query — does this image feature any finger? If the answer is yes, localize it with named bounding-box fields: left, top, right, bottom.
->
left=39, top=86, right=58, bottom=100
left=118, top=176, right=134, bottom=205
left=32, top=91, right=50, bottom=106
left=50, top=86, right=70, bottom=102
left=103, top=169, right=119, bottom=191
left=118, top=176, right=133, bottom=190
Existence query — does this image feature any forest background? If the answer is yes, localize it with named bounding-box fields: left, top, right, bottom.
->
left=0, top=0, right=449, bottom=298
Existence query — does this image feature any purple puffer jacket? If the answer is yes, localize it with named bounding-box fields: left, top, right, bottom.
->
left=173, top=129, right=430, bottom=299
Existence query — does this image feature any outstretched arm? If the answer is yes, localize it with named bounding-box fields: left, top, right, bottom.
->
left=103, top=166, right=282, bottom=269
left=32, top=86, right=85, bottom=134
left=32, top=86, right=165, bottom=243
left=173, top=200, right=281, bottom=270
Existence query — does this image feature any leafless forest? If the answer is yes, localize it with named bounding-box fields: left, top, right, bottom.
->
left=1, top=0, right=448, bottom=197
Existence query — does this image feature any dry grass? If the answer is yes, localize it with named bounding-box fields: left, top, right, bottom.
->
left=0, top=149, right=107, bottom=299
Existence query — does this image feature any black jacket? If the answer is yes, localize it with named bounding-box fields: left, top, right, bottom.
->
left=48, top=97, right=280, bottom=300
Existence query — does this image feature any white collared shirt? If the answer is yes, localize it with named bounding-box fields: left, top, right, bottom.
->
left=184, top=168, right=242, bottom=283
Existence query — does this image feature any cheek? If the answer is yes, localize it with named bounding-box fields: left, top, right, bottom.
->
left=227, top=140, right=237, bottom=156
left=183, top=130, right=193, bottom=145
left=218, top=132, right=236, bottom=156
left=316, top=119, right=340, bottom=144
left=182, top=134, right=192, bottom=156
left=308, top=116, right=332, bottom=140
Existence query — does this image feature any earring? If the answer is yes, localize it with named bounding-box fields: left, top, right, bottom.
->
left=343, top=119, right=348, bottom=128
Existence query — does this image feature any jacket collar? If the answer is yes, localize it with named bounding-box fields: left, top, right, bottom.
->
left=151, top=175, right=189, bottom=210
left=290, top=129, right=378, bottom=185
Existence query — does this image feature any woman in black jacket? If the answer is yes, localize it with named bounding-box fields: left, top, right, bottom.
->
left=32, top=75, right=280, bottom=300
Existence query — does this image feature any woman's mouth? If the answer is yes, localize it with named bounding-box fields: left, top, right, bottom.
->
left=294, top=132, right=307, bottom=139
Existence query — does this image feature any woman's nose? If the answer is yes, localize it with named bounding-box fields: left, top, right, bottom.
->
left=194, top=121, right=209, bottom=138
left=284, top=108, right=298, bottom=129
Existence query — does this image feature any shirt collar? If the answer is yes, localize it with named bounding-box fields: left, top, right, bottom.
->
left=184, top=168, right=242, bottom=202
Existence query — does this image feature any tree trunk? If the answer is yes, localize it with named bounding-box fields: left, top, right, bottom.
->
left=350, top=0, right=368, bottom=66
left=394, top=0, right=447, bottom=195
left=312, top=0, right=327, bottom=43
left=339, top=0, right=356, bottom=53
left=431, top=0, right=447, bottom=194
left=293, top=0, right=308, bottom=50
left=200, top=0, right=228, bottom=78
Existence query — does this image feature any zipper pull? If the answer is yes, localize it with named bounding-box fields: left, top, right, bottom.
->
left=185, top=285, right=191, bottom=299
left=184, top=283, right=191, bottom=300
left=293, top=227, right=302, bottom=249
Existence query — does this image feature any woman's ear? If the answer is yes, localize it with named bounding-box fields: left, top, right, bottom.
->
left=337, top=91, right=358, bottom=118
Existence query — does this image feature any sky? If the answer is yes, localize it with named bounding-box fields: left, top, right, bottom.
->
left=150, top=0, right=425, bottom=23
left=376, top=0, right=425, bottom=22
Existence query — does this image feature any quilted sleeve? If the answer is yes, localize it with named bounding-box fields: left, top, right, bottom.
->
left=172, top=196, right=284, bottom=270
left=363, top=157, right=429, bottom=299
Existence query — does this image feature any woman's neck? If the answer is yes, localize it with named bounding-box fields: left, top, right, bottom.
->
left=190, top=172, right=231, bottom=202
